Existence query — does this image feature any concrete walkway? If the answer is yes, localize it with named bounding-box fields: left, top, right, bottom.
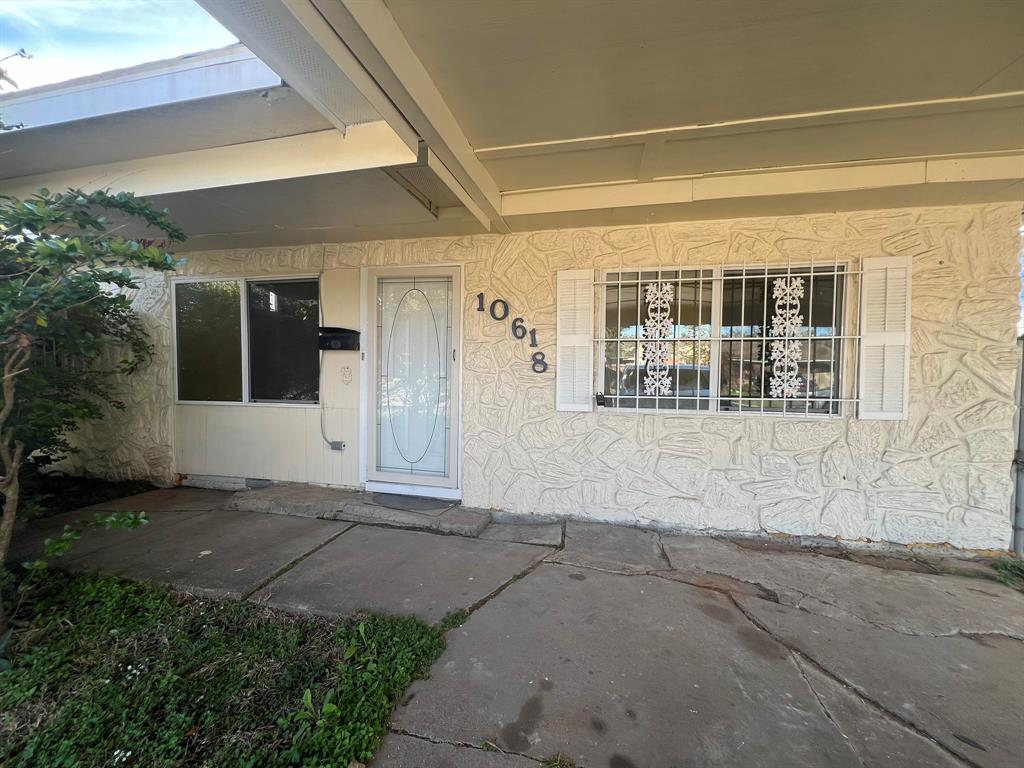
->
left=11, top=487, right=1024, bottom=767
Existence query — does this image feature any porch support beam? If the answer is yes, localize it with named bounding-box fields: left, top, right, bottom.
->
left=500, top=151, right=1024, bottom=217
left=0, top=123, right=416, bottom=200
left=328, top=0, right=506, bottom=232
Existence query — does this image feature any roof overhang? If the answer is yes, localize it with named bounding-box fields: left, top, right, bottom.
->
left=2, top=0, right=1021, bottom=249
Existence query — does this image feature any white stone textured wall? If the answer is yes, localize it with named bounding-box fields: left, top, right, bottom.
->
left=67, top=203, right=1022, bottom=550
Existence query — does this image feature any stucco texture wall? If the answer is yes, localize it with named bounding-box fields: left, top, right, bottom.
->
left=67, top=203, right=1022, bottom=550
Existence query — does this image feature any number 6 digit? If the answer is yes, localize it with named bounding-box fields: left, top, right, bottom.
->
left=511, top=317, right=527, bottom=339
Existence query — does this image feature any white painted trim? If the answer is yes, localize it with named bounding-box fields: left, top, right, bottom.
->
left=359, top=266, right=370, bottom=485
left=926, top=153, right=1024, bottom=183
left=0, top=123, right=417, bottom=199
left=505, top=178, right=694, bottom=216
left=364, top=480, right=462, bottom=501
left=332, top=0, right=506, bottom=231
left=425, top=149, right=491, bottom=230
left=500, top=152, right=1024, bottom=216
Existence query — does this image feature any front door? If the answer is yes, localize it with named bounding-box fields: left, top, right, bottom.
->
left=366, top=267, right=461, bottom=490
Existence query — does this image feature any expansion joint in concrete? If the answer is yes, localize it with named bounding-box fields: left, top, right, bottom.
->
left=387, top=725, right=544, bottom=763
left=725, top=594, right=987, bottom=768
left=240, top=522, right=357, bottom=601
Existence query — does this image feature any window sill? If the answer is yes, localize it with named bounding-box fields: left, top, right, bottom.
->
left=596, top=406, right=846, bottom=419
left=175, top=400, right=321, bottom=409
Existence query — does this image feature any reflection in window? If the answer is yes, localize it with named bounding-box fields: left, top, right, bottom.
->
left=175, top=281, right=242, bottom=401
left=247, top=280, right=320, bottom=402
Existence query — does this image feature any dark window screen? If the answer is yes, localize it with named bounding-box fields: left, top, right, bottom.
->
left=247, top=280, right=320, bottom=402
left=175, top=281, right=242, bottom=401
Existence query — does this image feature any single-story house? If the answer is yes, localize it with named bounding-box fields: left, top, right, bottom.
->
left=2, top=1, right=1023, bottom=552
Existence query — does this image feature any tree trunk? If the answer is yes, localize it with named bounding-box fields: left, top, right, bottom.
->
left=0, top=457, right=21, bottom=635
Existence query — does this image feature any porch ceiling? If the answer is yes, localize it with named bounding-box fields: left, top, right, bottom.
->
left=2, top=0, right=1022, bottom=248
left=385, top=0, right=1024, bottom=148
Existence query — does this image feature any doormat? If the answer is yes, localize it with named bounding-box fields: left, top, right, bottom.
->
left=370, top=493, right=453, bottom=515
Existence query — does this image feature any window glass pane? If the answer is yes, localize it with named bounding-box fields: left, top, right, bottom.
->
left=248, top=280, right=320, bottom=402
left=602, top=270, right=709, bottom=411
left=175, top=281, right=242, bottom=401
left=720, top=267, right=845, bottom=413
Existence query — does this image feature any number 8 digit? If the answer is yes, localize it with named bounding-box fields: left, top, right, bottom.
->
left=531, top=351, right=548, bottom=373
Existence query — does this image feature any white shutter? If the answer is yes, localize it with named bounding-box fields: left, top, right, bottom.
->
left=858, top=255, right=911, bottom=420
left=556, top=269, right=594, bottom=412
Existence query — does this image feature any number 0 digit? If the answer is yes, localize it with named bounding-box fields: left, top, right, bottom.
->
left=489, top=299, right=509, bottom=321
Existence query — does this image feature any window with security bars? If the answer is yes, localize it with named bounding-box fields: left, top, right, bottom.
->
left=598, top=265, right=850, bottom=416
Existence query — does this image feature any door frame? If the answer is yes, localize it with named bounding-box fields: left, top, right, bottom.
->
left=360, top=264, right=463, bottom=496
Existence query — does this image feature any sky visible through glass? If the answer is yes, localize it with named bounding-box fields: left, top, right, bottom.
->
left=0, top=0, right=237, bottom=91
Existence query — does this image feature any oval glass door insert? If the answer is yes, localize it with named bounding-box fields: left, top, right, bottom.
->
left=376, top=277, right=452, bottom=479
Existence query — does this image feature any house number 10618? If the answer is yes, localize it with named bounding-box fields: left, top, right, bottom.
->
left=475, top=292, right=547, bottom=373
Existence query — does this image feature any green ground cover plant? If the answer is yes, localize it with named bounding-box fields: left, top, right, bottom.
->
left=0, top=571, right=447, bottom=766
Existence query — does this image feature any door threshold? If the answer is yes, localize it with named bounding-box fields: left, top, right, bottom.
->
left=364, top=481, right=462, bottom=502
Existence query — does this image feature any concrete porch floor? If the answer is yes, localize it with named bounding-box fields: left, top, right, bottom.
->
left=10, top=487, right=1024, bottom=767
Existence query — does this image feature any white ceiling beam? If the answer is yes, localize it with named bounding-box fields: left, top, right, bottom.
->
left=424, top=149, right=490, bottom=230
left=326, top=0, right=505, bottom=232
left=477, top=90, right=1024, bottom=160
left=0, top=123, right=416, bottom=199
left=196, top=0, right=418, bottom=152
left=501, top=152, right=1024, bottom=217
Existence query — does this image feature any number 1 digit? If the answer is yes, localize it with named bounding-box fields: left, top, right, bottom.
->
left=476, top=292, right=485, bottom=311
left=528, top=328, right=538, bottom=348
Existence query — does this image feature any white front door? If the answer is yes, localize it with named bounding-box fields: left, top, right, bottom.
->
left=366, top=267, right=461, bottom=490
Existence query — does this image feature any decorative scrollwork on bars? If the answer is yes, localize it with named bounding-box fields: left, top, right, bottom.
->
left=642, top=282, right=674, bottom=396
left=769, top=276, right=804, bottom=398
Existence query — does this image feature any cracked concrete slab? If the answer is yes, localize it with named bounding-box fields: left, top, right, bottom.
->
left=230, top=484, right=491, bottom=536
left=479, top=522, right=563, bottom=547
left=793, top=659, right=962, bottom=768
left=392, top=563, right=875, bottom=767
left=251, top=525, right=551, bottom=623
left=373, top=733, right=537, bottom=767
left=662, top=534, right=1024, bottom=637
left=548, top=522, right=667, bottom=573
left=62, top=509, right=351, bottom=598
left=738, top=596, right=1024, bottom=768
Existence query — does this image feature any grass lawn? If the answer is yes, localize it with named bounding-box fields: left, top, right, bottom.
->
left=1, top=571, right=454, bottom=767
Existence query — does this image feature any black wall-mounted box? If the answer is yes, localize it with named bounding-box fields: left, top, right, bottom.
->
left=318, top=327, right=360, bottom=351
